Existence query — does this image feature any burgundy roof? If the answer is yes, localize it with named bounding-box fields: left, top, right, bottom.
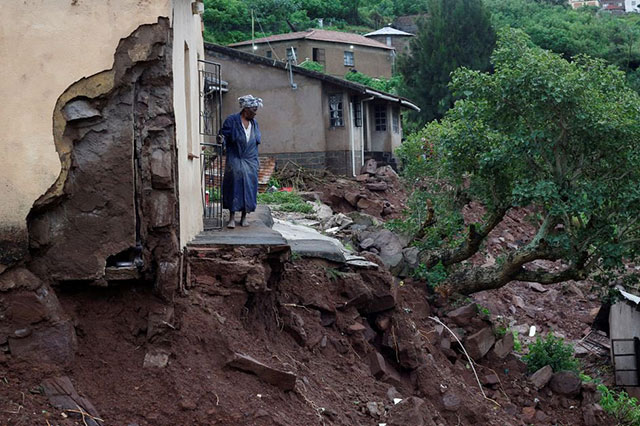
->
left=228, top=29, right=394, bottom=50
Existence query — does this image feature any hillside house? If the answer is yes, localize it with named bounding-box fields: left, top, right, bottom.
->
left=228, top=29, right=395, bottom=79
left=570, top=0, right=601, bottom=8
left=364, top=26, right=415, bottom=55
left=205, top=43, right=419, bottom=176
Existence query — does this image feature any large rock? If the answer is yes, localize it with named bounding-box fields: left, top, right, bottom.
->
left=447, top=303, right=477, bottom=326
left=227, top=353, right=297, bottom=391
left=387, top=397, right=430, bottom=426
left=365, top=181, right=388, bottom=192
left=359, top=229, right=403, bottom=270
left=369, top=351, right=403, bottom=387
left=549, top=371, right=581, bottom=396
left=442, top=390, right=461, bottom=411
left=310, top=201, right=333, bottom=221
left=8, top=321, right=77, bottom=366
left=492, top=331, right=514, bottom=359
left=465, top=327, right=496, bottom=360
left=150, top=149, right=173, bottom=189
left=530, top=365, right=553, bottom=389
left=361, top=159, right=377, bottom=175
left=347, top=211, right=381, bottom=228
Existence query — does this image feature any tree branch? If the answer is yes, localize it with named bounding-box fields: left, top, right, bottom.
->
left=513, top=266, right=587, bottom=284
left=419, top=206, right=509, bottom=268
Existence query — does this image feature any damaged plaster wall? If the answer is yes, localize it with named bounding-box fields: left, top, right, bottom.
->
left=0, top=0, right=172, bottom=272
left=28, top=19, right=181, bottom=298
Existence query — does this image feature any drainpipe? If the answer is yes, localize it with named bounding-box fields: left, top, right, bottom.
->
left=361, top=96, right=374, bottom=157
left=349, top=102, right=356, bottom=177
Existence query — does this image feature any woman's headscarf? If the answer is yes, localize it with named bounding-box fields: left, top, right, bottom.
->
left=238, top=94, right=264, bottom=109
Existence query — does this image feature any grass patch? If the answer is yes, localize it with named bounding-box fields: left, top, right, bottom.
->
left=258, top=191, right=313, bottom=214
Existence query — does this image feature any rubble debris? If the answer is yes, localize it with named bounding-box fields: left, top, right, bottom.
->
left=492, top=331, right=514, bottom=359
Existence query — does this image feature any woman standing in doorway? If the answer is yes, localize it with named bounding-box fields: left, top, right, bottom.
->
left=219, top=95, right=263, bottom=228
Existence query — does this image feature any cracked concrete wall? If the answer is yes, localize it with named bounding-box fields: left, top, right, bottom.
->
left=27, top=19, right=181, bottom=293
left=0, top=0, right=172, bottom=272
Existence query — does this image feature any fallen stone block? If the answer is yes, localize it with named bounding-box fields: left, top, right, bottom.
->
left=446, top=303, right=477, bottom=326
left=465, top=327, right=495, bottom=360
left=369, top=351, right=402, bottom=388
left=492, top=331, right=514, bottom=359
left=361, top=159, right=377, bottom=175
left=227, top=353, right=297, bottom=391
left=549, top=371, right=581, bottom=396
left=530, top=365, right=553, bottom=390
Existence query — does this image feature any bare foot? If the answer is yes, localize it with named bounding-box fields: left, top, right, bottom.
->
left=227, top=218, right=236, bottom=229
left=240, top=215, right=249, bottom=227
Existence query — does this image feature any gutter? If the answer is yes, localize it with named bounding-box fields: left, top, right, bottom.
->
left=365, top=89, right=421, bottom=111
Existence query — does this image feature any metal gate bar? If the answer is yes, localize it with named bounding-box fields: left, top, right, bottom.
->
left=198, top=59, right=224, bottom=230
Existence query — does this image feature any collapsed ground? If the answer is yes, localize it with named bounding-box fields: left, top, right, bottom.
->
left=0, top=161, right=613, bottom=425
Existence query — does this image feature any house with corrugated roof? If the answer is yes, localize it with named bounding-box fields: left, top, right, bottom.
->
left=228, top=29, right=394, bottom=79
left=364, top=26, right=414, bottom=55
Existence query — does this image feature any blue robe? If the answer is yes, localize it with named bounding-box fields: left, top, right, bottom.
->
left=219, top=113, right=261, bottom=212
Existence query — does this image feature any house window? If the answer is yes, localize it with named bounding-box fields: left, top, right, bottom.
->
left=386, top=36, right=392, bottom=47
left=313, top=48, right=325, bottom=64
left=352, top=98, right=362, bottom=127
left=374, top=104, right=387, bottom=131
left=286, top=47, right=297, bottom=61
left=265, top=50, right=272, bottom=58
left=392, top=107, right=399, bottom=133
left=329, top=94, right=344, bottom=127
left=344, top=51, right=354, bottom=66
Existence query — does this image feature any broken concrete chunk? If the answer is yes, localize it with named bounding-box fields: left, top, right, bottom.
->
left=465, top=327, right=496, bottom=360
left=63, top=99, right=101, bottom=122
left=227, top=352, right=297, bottom=391
left=143, top=349, right=170, bottom=368
left=530, top=365, right=553, bottom=389
left=149, top=191, right=175, bottom=228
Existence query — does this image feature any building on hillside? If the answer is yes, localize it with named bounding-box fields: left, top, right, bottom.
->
left=364, top=26, right=415, bottom=55
left=205, top=43, right=420, bottom=176
left=605, top=286, right=640, bottom=386
left=625, top=0, right=640, bottom=11
left=228, top=29, right=395, bottom=79
left=569, top=0, right=600, bottom=8
left=0, top=1, right=208, bottom=294
left=601, top=0, right=625, bottom=11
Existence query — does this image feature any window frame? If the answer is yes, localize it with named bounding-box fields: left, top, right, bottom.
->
left=374, top=103, right=387, bottom=132
left=352, top=98, right=362, bottom=127
left=329, top=93, right=344, bottom=128
left=344, top=50, right=355, bottom=67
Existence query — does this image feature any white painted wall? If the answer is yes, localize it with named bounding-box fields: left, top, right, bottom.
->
left=172, top=0, right=205, bottom=247
left=626, top=0, right=640, bottom=11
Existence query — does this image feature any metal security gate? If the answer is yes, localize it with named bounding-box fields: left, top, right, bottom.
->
left=198, top=59, right=224, bottom=230
left=611, top=338, right=640, bottom=386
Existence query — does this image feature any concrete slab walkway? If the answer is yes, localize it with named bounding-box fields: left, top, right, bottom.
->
left=188, top=206, right=288, bottom=249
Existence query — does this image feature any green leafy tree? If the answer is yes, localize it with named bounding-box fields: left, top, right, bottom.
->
left=397, top=0, right=496, bottom=129
left=397, top=29, right=640, bottom=295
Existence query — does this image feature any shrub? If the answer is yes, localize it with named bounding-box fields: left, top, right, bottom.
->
left=598, top=384, right=640, bottom=425
left=413, top=261, right=448, bottom=288
left=257, top=191, right=313, bottom=213
left=523, top=333, right=580, bottom=373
